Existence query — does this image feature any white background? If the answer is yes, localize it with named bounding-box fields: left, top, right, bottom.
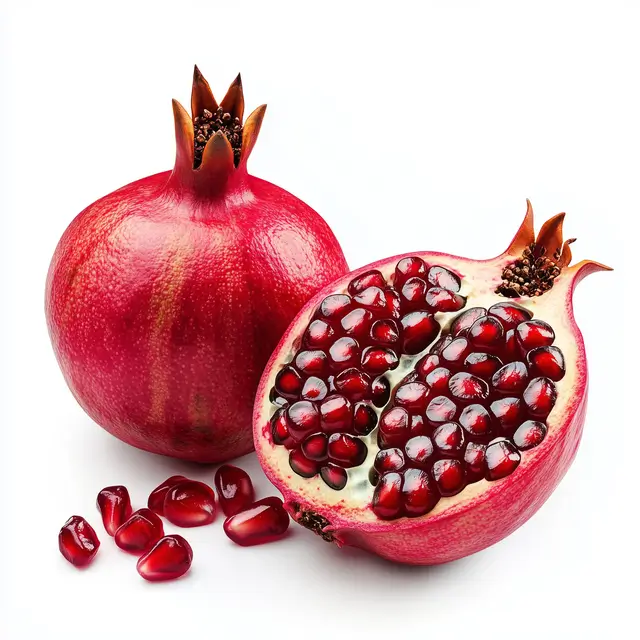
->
left=1, top=1, right=636, bottom=638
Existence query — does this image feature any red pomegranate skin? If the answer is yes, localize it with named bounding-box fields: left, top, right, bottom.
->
left=45, top=70, right=348, bottom=463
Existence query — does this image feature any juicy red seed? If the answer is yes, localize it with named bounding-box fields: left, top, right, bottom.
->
left=137, top=535, right=193, bottom=581
left=320, top=464, right=348, bottom=490
left=394, top=381, right=429, bottom=412
left=319, top=294, right=352, bottom=319
left=459, top=403, right=493, bottom=437
left=354, top=286, right=387, bottom=313
left=513, top=420, right=548, bottom=450
left=319, top=395, right=352, bottom=432
left=375, top=448, right=406, bottom=473
left=301, top=432, right=329, bottom=461
left=448, top=372, right=489, bottom=402
left=97, top=486, right=132, bottom=536
left=271, top=409, right=293, bottom=446
left=115, top=509, right=164, bottom=553
left=341, top=308, right=374, bottom=338
left=361, top=346, right=399, bottom=374
left=516, top=320, right=555, bottom=350
left=304, top=319, right=335, bottom=348
left=289, top=448, right=320, bottom=477
left=492, top=361, right=529, bottom=394
left=450, top=307, right=487, bottom=336
left=426, top=287, right=466, bottom=313
left=425, top=366, right=451, bottom=392
left=148, top=476, right=187, bottom=516
left=59, top=516, right=100, bottom=567
left=353, top=402, right=378, bottom=435
left=464, top=352, right=503, bottom=378
left=295, top=350, right=328, bottom=376
left=416, top=354, right=441, bottom=377
left=348, top=269, right=387, bottom=295
left=527, top=346, right=566, bottom=381
left=426, top=395, right=457, bottom=424
left=385, top=288, right=402, bottom=318
left=402, top=468, right=439, bottom=517
left=404, top=436, right=434, bottom=467
left=504, top=329, right=519, bottom=360
left=372, top=472, right=403, bottom=519
left=433, top=422, right=465, bottom=456
left=329, top=337, right=360, bottom=369
left=468, top=315, right=504, bottom=348
left=328, top=433, right=367, bottom=467
left=489, top=397, right=524, bottom=430
left=287, top=401, right=320, bottom=441
left=410, top=414, right=428, bottom=437
left=523, top=377, right=557, bottom=418
left=334, top=368, right=370, bottom=400
left=269, top=388, right=288, bottom=407
left=400, top=311, right=440, bottom=355
left=430, top=334, right=453, bottom=355
left=441, top=337, right=472, bottom=366
left=214, top=465, right=255, bottom=517
left=401, top=277, right=428, bottom=308
left=488, top=301, right=533, bottom=330
left=432, top=459, right=466, bottom=496
left=371, top=376, right=391, bottom=407
left=301, top=376, right=328, bottom=401
left=370, top=318, right=400, bottom=345
left=427, top=265, right=461, bottom=292
left=464, top=442, right=487, bottom=478
left=395, top=256, right=427, bottom=285
left=223, top=498, right=290, bottom=547
left=164, top=480, right=217, bottom=527
left=378, top=407, right=410, bottom=447
left=485, top=440, right=521, bottom=480
left=274, top=366, right=303, bottom=399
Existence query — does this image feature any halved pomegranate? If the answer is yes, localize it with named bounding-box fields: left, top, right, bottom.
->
left=254, top=202, right=610, bottom=564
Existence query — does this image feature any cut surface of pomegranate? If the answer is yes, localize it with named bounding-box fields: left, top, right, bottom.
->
left=59, top=516, right=100, bottom=567
left=115, top=508, right=165, bottom=553
left=163, top=480, right=217, bottom=527
left=254, top=202, right=610, bottom=564
left=96, top=485, right=132, bottom=536
left=136, top=535, right=193, bottom=582
left=223, top=497, right=290, bottom=546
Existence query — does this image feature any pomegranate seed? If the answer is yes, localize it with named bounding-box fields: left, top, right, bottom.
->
left=450, top=307, right=487, bottom=336
left=295, top=349, right=328, bottom=376
left=223, top=498, right=290, bottom=546
left=348, top=269, right=387, bottom=295
left=430, top=334, right=453, bottom=355
left=425, top=366, right=451, bottom=393
left=459, top=403, right=493, bottom=437
left=115, top=508, right=164, bottom=553
left=523, top=377, right=557, bottom=417
left=361, top=346, right=399, bottom=375
left=441, top=336, right=472, bottom=367
left=164, top=480, right=217, bottom=527
left=404, top=435, right=434, bottom=467
left=426, top=395, right=457, bottom=424
left=448, top=372, right=489, bottom=402
left=375, top=448, right=406, bottom=473
left=287, top=401, right=320, bottom=441
left=527, top=346, right=566, bottom=381
left=334, top=368, right=371, bottom=400
left=400, top=311, right=440, bottom=354
left=137, top=535, right=193, bottom=581
left=371, top=376, right=391, bottom=407
left=304, top=319, right=335, bottom=348
left=416, top=354, right=441, bottom=377
left=504, top=329, right=519, bottom=360
left=427, top=265, right=461, bottom=292
left=353, top=402, right=378, bottom=434
left=394, top=381, right=429, bottom=412
left=432, top=459, right=466, bottom=496
left=491, top=361, right=529, bottom=394
left=329, top=337, right=360, bottom=370
left=97, top=486, right=132, bottom=536
left=341, top=308, right=373, bottom=338
left=426, top=287, right=466, bottom=313
left=319, top=395, right=352, bottom=432
left=464, top=442, right=487, bottom=480
left=370, top=318, right=400, bottom=345
left=214, top=465, right=255, bottom=517
left=468, top=315, right=504, bottom=349
left=269, top=388, right=288, bottom=407
left=301, top=432, right=329, bottom=461
left=289, top=448, right=320, bottom=477
left=433, top=422, right=465, bottom=456
left=271, top=409, right=293, bottom=447
left=516, top=319, right=555, bottom=351
left=301, top=376, right=328, bottom=401
left=410, top=413, right=429, bottom=437
left=59, top=516, right=100, bottom=567
left=489, top=397, right=524, bottom=431
left=354, top=286, right=387, bottom=313
left=328, top=433, right=367, bottom=467
left=395, top=256, right=427, bottom=285
left=401, top=277, right=428, bottom=309
left=372, top=472, right=403, bottom=519
left=318, top=294, right=352, bottom=319
left=402, top=468, right=439, bottom=517
left=384, top=288, right=402, bottom=318
left=485, top=440, right=521, bottom=480
left=320, top=464, right=348, bottom=490
left=464, top=352, right=503, bottom=378
left=148, top=476, right=187, bottom=516
left=488, top=301, right=532, bottom=330
left=513, top=420, right=548, bottom=450
left=274, top=366, right=303, bottom=399
left=378, top=407, right=410, bottom=447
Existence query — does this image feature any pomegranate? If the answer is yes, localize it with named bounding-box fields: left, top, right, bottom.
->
left=147, top=475, right=188, bottom=515
left=96, top=485, right=132, bottom=536
left=214, top=465, right=255, bottom=516
left=59, top=516, right=100, bottom=567
left=163, top=480, right=217, bottom=527
left=137, top=535, right=193, bottom=582
left=115, top=508, right=164, bottom=553
left=223, top=497, right=290, bottom=546
left=254, top=202, right=611, bottom=564
left=45, top=66, right=348, bottom=463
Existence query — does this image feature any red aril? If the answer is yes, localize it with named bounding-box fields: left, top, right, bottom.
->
left=147, top=476, right=187, bottom=515
left=96, top=486, right=132, bottom=536
left=137, top=535, right=193, bottom=582
left=214, top=465, right=255, bottom=517
left=115, top=509, right=164, bottom=553
left=163, top=480, right=217, bottom=527
left=59, top=516, right=100, bottom=567
left=223, top=497, right=290, bottom=546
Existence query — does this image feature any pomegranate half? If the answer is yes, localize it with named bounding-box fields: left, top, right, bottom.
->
left=254, top=202, right=610, bottom=564
left=45, top=67, right=348, bottom=463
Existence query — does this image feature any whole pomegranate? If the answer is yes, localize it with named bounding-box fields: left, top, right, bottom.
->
left=254, top=202, right=610, bottom=564
left=46, top=67, right=348, bottom=463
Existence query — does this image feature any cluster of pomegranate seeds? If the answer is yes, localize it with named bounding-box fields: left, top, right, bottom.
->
left=59, top=516, right=101, bottom=567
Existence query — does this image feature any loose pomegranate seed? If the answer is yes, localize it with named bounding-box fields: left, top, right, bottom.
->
left=319, top=395, right=352, bottom=432
left=433, top=422, right=465, bottom=456
left=450, top=307, right=487, bottom=336
left=400, top=311, right=440, bottom=354
left=163, top=480, right=217, bottom=527
left=426, top=395, right=457, bottom=424
left=425, top=287, right=466, bottom=313
left=448, top=372, right=489, bottom=402
left=97, top=486, right=132, bottom=536
left=516, top=319, right=555, bottom=351
left=271, top=409, right=293, bottom=447
left=441, top=337, right=472, bottom=367
left=148, top=476, right=187, bottom=516
left=318, top=294, right=352, bottom=319
left=427, top=265, right=461, bottom=292
left=223, top=497, right=290, bottom=547
left=504, top=329, right=519, bottom=360
left=459, top=403, right=493, bottom=437
left=289, top=448, right=320, bottom=477
left=416, top=353, right=441, bottom=377
left=491, top=361, right=529, bottom=394
left=295, top=349, right=328, bottom=376
left=348, top=269, right=387, bottom=295
left=523, top=377, right=557, bottom=417
left=304, top=319, right=335, bottom=348
left=425, top=366, right=452, bottom=393
left=320, top=464, right=348, bottom=490
left=328, top=433, right=367, bottom=467
left=513, top=420, right=548, bottom=450
left=403, top=468, right=439, bottom=517
left=488, top=301, right=532, bottom=330
left=464, top=352, right=503, bottom=378
left=301, top=376, right=328, bottom=401
left=370, top=318, right=400, bottom=345
left=287, top=401, right=320, bottom=441
left=401, top=277, right=428, bottom=309
left=334, top=368, right=371, bottom=400
left=395, top=256, right=427, bottom=285
left=375, top=448, right=406, bottom=473
left=394, top=381, right=429, bottom=412
left=361, top=346, right=399, bottom=375
left=431, top=459, right=466, bottom=496
left=464, top=442, right=487, bottom=480
left=301, top=432, right=329, bottom=461
left=384, top=288, right=402, bottom=318
left=137, top=535, right=193, bottom=582
left=372, top=472, right=403, bottom=519
left=354, top=286, right=387, bottom=313
left=468, top=315, right=504, bottom=349
left=329, top=337, right=360, bottom=370
left=527, top=346, right=566, bottom=381
left=214, top=465, right=255, bottom=517
left=404, top=435, right=434, bottom=467
left=115, top=508, right=164, bottom=553
left=485, top=440, right=521, bottom=480
left=59, top=516, right=100, bottom=567
left=275, top=366, right=303, bottom=399
left=371, top=376, right=391, bottom=407
left=489, top=397, right=524, bottom=431
left=378, top=407, right=410, bottom=447
left=341, top=308, right=374, bottom=338
left=353, top=402, right=378, bottom=434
